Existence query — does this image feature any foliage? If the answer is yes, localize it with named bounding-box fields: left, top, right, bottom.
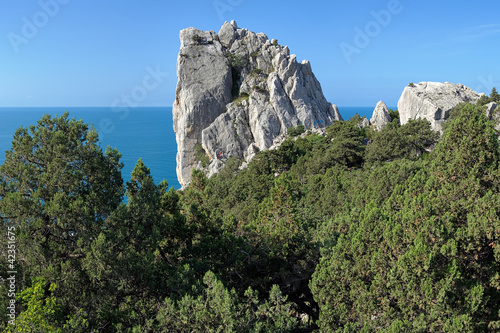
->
left=324, top=118, right=365, bottom=167
left=388, top=108, right=399, bottom=124
left=194, top=143, right=210, bottom=168
left=311, top=104, right=500, bottom=331
left=0, top=112, right=124, bottom=329
left=2, top=278, right=87, bottom=333
left=477, top=87, right=499, bottom=106
left=233, top=91, right=250, bottom=105
left=2, top=106, right=500, bottom=331
left=365, top=118, right=438, bottom=164
left=191, top=34, right=202, bottom=43
left=157, top=271, right=301, bottom=332
left=228, top=53, right=249, bottom=98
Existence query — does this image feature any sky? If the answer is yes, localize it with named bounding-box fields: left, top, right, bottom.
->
left=1, top=0, right=500, bottom=108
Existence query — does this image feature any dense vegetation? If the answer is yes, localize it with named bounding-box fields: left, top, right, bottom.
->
left=1, top=96, right=500, bottom=331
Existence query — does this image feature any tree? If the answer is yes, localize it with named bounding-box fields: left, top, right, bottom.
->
left=252, top=173, right=319, bottom=320
left=325, top=119, right=365, bottom=168
left=0, top=112, right=124, bottom=329
left=2, top=278, right=88, bottom=333
left=311, top=105, right=500, bottom=331
left=156, top=271, right=300, bottom=332
left=80, top=159, right=195, bottom=330
left=490, top=87, right=499, bottom=103
left=477, top=87, right=499, bottom=106
left=398, top=118, right=439, bottom=157
left=365, top=118, right=438, bottom=164
left=0, top=112, right=124, bottom=258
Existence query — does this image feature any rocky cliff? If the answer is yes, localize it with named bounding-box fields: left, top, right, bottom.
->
left=398, top=82, right=482, bottom=133
left=173, top=21, right=342, bottom=187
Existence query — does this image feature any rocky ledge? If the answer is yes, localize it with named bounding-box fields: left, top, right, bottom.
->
left=173, top=21, right=342, bottom=187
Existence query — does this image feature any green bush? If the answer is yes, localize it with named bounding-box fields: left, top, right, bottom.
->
left=195, top=144, right=210, bottom=168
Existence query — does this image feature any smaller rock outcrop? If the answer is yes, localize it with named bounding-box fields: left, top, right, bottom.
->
left=358, top=117, right=370, bottom=129
left=485, top=102, right=498, bottom=120
left=484, top=102, right=500, bottom=133
left=397, top=82, right=482, bottom=133
left=370, top=101, right=391, bottom=131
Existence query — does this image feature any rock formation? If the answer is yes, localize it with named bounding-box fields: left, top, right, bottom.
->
left=485, top=102, right=500, bottom=132
left=370, top=101, right=391, bottom=131
left=485, top=102, right=498, bottom=120
left=173, top=21, right=343, bottom=187
left=397, top=82, right=482, bottom=133
left=358, top=117, right=370, bottom=129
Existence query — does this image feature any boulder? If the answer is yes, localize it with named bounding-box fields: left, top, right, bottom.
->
left=358, top=117, right=370, bottom=129
left=397, top=82, right=481, bottom=133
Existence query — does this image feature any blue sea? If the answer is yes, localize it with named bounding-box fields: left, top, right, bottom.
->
left=0, top=106, right=387, bottom=191
left=0, top=107, right=181, bottom=190
left=340, top=106, right=397, bottom=120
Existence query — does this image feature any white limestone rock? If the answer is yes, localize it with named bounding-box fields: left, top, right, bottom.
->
left=172, top=27, right=233, bottom=187
left=359, top=117, right=370, bottom=129
left=485, top=102, right=498, bottom=120
left=484, top=102, right=500, bottom=133
left=370, top=101, right=391, bottom=131
left=173, top=21, right=343, bottom=187
left=397, top=82, right=481, bottom=133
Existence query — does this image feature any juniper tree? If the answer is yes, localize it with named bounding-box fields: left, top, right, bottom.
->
left=0, top=112, right=124, bottom=328
left=311, top=104, right=500, bottom=331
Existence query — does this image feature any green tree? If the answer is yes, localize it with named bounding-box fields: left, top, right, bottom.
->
left=388, top=109, right=399, bottom=124
left=156, top=271, right=300, bottom=332
left=80, top=159, right=198, bottom=330
left=251, top=173, right=318, bottom=321
left=0, top=113, right=124, bottom=328
left=296, top=124, right=306, bottom=135
left=490, top=87, right=499, bottom=103
left=477, top=87, right=499, bottom=106
left=325, top=119, right=365, bottom=168
left=0, top=113, right=124, bottom=255
left=365, top=118, right=438, bottom=164
left=2, top=278, right=87, bottom=333
left=311, top=105, right=500, bottom=331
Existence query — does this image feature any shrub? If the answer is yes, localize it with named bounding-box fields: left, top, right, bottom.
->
left=192, top=34, right=202, bottom=43
left=252, top=85, right=267, bottom=94
left=195, top=144, right=210, bottom=168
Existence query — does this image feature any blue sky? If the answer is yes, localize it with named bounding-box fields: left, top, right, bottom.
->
left=1, top=0, right=500, bottom=108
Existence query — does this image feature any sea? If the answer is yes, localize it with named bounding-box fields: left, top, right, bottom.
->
left=0, top=106, right=387, bottom=191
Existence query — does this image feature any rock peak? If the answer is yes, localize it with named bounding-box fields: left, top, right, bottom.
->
left=173, top=22, right=342, bottom=187
left=370, top=101, right=391, bottom=131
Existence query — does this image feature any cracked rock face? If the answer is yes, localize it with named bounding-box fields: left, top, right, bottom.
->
left=173, top=21, right=342, bottom=187
left=397, top=82, right=482, bottom=133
